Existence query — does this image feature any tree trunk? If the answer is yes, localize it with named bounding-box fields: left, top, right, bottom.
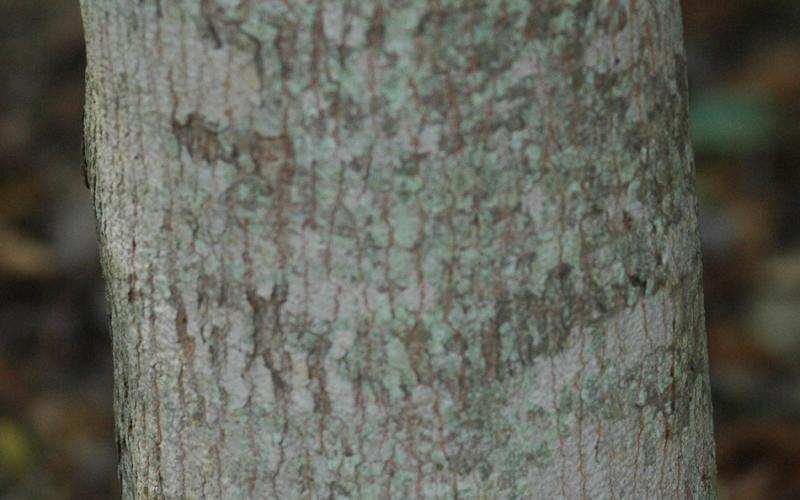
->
left=80, top=0, right=716, bottom=498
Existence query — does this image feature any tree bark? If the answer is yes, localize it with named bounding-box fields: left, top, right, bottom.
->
left=80, top=0, right=716, bottom=498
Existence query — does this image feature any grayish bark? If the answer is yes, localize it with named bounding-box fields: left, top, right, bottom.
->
left=80, top=0, right=716, bottom=498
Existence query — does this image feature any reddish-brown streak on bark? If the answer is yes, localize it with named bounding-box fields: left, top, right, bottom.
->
left=550, top=355, right=569, bottom=499
left=323, top=160, right=347, bottom=279
left=310, top=2, right=325, bottom=87
left=146, top=262, right=166, bottom=497
left=380, top=186, right=397, bottom=318
left=174, top=292, right=194, bottom=360
left=367, top=0, right=386, bottom=49
left=444, top=76, right=464, bottom=153
left=307, top=159, right=318, bottom=229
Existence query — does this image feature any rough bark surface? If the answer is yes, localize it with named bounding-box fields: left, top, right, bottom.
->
left=80, top=0, right=716, bottom=498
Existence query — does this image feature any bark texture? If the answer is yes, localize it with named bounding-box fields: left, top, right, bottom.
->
left=81, top=0, right=716, bottom=498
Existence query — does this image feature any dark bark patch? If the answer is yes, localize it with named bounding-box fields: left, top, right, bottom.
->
left=274, top=21, right=299, bottom=78
left=524, top=5, right=555, bottom=40
left=173, top=289, right=195, bottom=359
left=172, top=113, right=233, bottom=164
left=250, top=134, right=294, bottom=176
left=200, top=0, right=224, bottom=48
left=403, top=322, right=432, bottom=384
left=628, top=273, right=647, bottom=293
left=246, top=283, right=290, bottom=400
left=415, top=9, right=447, bottom=37
left=309, top=338, right=332, bottom=415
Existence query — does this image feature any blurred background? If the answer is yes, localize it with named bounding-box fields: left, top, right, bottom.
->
left=1, top=0, right=799, bottom=498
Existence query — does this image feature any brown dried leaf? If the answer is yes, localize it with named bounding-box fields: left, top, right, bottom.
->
left=0, top=226, right=56, bottom=279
